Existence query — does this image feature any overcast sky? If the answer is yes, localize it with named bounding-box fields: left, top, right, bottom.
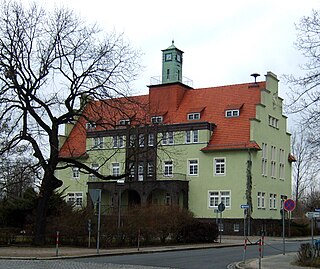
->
left=35, top=0, right=318, bottom=121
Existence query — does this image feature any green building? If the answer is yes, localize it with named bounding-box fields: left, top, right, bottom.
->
left=58, top=42, right=294, bottom=234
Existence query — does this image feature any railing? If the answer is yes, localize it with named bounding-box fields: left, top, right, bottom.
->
left=149, top=76, right=193, bottom=87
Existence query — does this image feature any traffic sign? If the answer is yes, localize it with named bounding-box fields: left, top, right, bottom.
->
left=218, top=203, right=225, bottom=212
left=315, top=208, right=320, bottom=212
left=283, top=199, right=296, bottom=212
left=306, top=212, right=320, bottom=219
left=240, top=204, right=250, bottom=209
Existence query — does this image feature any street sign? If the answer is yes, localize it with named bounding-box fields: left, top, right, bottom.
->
left=283, top=199, right=296, bottom=212
left=89, top=189, right=101, bottom=203
left=306, top=212, right=320, bottom=219
left=218, top=202, right=225, bottom=212
left=315, top=208, right=320, bottom=212
left=241, top=204, right=250, bottom=209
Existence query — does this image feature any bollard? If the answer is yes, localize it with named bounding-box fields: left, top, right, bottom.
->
left=55, top=231, right=59, bottom=257
left=243, top=237, right=247, bottom=263
left=258, top=238, right=262, bottom=269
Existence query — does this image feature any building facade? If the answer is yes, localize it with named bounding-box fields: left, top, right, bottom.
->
left=58, top=42, right=293, bottom=234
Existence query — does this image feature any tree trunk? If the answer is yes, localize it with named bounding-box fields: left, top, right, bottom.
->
left=33, top=172, right=62, bottom=246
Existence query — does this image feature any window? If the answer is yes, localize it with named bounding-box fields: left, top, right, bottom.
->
left=164, top=160, right=173, bottom=177
left=262, top=143, right=268, bottom=177
left=187, top=113, right=200, bottom=120
left=138, top=162, right=144, bottom=181
left=271, top=145, right=277, bottom=178
left=188, top=160, right=198, bottom=176
left=128, top=162, right=135, bottom=177
left=119, top=119, right=130, bottom=125
left=139, top=134, right=144, bottom=147
left=209, top=191, right=231, bottom=208
left=269, top=115, right=279, bottom=128
left=148, top=133, right=155, bottom=146
left=214, top=158, right=225, bottom=176
left=67, top=192, right=83, bottom=207
left=72, top=167, right=80, bottom=179
left=185, top=130, right=199, bottom=143
left=225, top=110, right=239, bottom=117
left=269, top=193, right=277, bottom=209
left=147, top=161, right=154, bottom=177
left=257, top=192, right=266, bottom=209
left=93, top=137, right=103, bottom=149
left=86, top=121, right=96, bottom=130
left=113, top=136, right=124, bottom=148
left=165, top=53, right=172, bottom=61
left=279, top=149, right=285, bottom=180
left=234, top=224, right=240, bottom=232
left=129, top=134, right=136, bottom=147
left=90, top=163, right=99, bottom=178
left=151, top=116, right=163, bottom=124
left=162, top=132, right=174, bottom=145
left=112, top=163, right=120, bottom=177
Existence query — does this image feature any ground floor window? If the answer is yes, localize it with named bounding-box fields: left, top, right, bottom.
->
left=234, top=223, right=240, bottom=232
left=208, top=190, right=231, bottom=208
left=66, top=192, right=83, bottom=207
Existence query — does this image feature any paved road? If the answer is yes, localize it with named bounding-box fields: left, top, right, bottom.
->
left=0, top=240, right=308, bottom=269
left=0, top=260, right=171, bottom=269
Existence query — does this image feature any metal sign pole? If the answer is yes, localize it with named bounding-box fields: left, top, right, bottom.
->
left=96, top=190, right=101, bottom=254
left=282, top=208, right=285, bottom=255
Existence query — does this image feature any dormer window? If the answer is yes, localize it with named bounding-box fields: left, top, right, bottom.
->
left=151, top=116, right=163, bottom=124
left=86, top=121, right=96, bottom=130
left=188, top=112, right=200, bottom=120
left=225, top=109, right=240, bottom=118
left=119, top=119, right=130, bottom=125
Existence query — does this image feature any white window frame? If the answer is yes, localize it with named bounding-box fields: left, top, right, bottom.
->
left=112, top=162, right=120, bottom=177
left=72, top=167, right=80, bottom=179
left=86, top=122, right=96, bottom=130
left=225, top=109, right=239, bottom=118
left=93, top=137, right=104, bottom=149
left=151, top=116, right=163, bottom=124
left=214, top=158, right=226, bottom=176
left=148, top=133, right=155, bottom=146
left=271, top=145, right=277, bottom=179
left=163, top=160, right=173, bottom=177
left=185, top=130, right=199, bottom=144
left=187, top=112, right=200, bottom=120
left=90, top=163, right=99, bottom=178
left=188, top=159, right=199, bottom=176
left=208, top=190, right=231, bottom=209
left=279, top=149, right=285, bottom=180
left=257, top=192, right=266, bottom=209
left=162, top=132, right=174, bottom=145
left=147, top=161, right=154, bottom=177
left=113, top=135, right=125, bottom=148
left=139, top=134, right=145, bottom=148
left=119, top=119, right=130, bottom=125
left=269, top=193, right=277, bottom=209
left=268, top=115, right=279, bottom=128
left=67, top=192, right=83, bottom=207
left=138, top=162, right=144, bottom=181
left=262, top=143, right=268, bottom=177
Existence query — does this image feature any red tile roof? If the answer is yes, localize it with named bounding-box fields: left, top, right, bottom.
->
left=59, top=81, right=266, bottom=158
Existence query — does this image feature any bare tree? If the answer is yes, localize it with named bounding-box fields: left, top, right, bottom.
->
left=0, top=1, right=141, bottom=245
left=286, top=9, right=320, bottom=152
left=291, top=128, right=319, bottom=209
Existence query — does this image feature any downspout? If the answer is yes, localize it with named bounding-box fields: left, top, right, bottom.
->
left=246, top=149, right=253, bottom=236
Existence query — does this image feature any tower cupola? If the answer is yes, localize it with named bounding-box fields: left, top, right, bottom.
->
left=161, top=41, right=183, bottom=84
